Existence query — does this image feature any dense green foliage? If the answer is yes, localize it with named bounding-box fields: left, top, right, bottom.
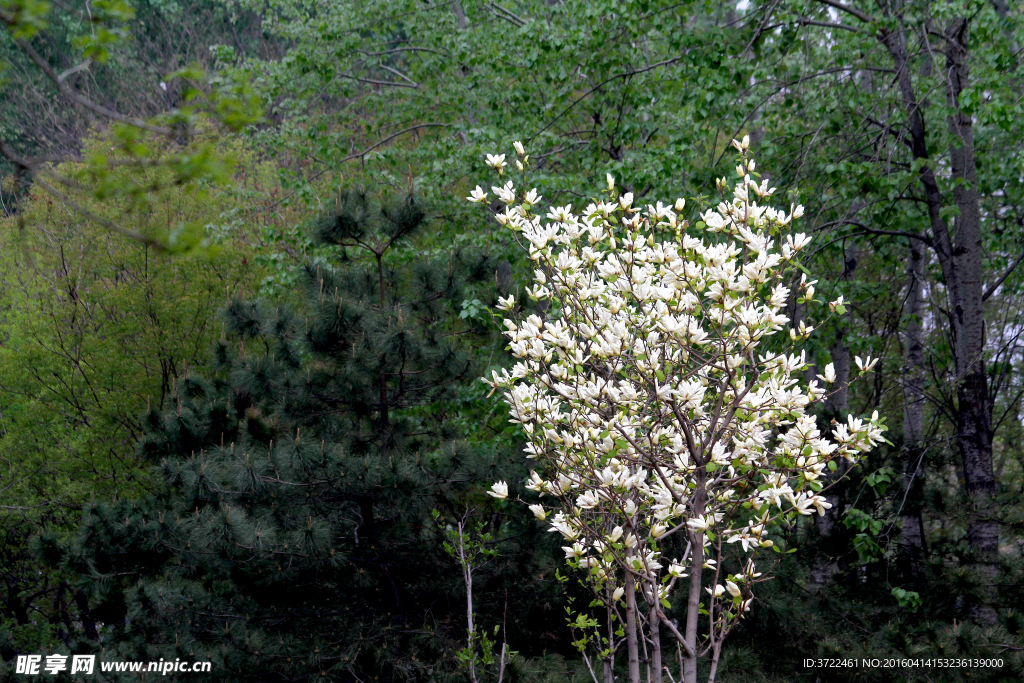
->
left=0, top=145, right=273, bottom=660
left=18, top=188, right=584, bottom=681
left=1, top=0, right=1024, bottom=681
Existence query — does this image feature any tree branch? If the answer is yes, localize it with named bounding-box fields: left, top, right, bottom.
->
left=379, top=65, right=420, bottom=88
left=246, top=123, right=451, bottom=216
left=812, top=0, right=874, bottom=24
left=490, top=2, right=526, bottom=27
left=815, top=219, right=934, bottom=246
left=13, top=37, right=169, bottom=134
left=530, top=58, right=682, bottom=141
left=797, top=17, right=863, bottom=33
left=982, top=251, right=1024, bottom=301
left=352, top=76, right=419, bottom=89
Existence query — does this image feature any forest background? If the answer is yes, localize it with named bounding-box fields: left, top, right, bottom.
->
left=1, top=0, right=1024, bottom=681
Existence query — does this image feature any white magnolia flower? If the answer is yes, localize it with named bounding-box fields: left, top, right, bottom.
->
left=486, top=153, right=507, bottom=174
left=492, top=181, right=516, bottom=204
left=563, top=542, right=585, bottom=559
left=706, top=584, right=726, bottom=598
left=513, top=140, right=525, bottom=157
left=529, top=504, right=547, bottom=520
left=855, top=355, right=879, bottom=372
left=818, top=362, right=837, bottom=384
left=487, top=481, right=509, bottom=500
left=466, top=185, right=488, bottom=203
left=809, top=495, right=832, bottom=516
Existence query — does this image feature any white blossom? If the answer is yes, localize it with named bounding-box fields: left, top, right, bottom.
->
left=855, top=355, right=879, bottom=372
left=818, top=362, right=837, bottom=384
left=487, top=481, right=508, bottom=500
left=486, top=153, right=507, bottom=174
left=467, top=185, right=488, bottom=203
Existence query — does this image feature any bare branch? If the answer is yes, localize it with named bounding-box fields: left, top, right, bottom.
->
left=490, top=2, right=526, bottom=27
left=531, top=58, right=682, bottom=141
left=352, top=76, right=419, bottom=89
left=379, top=65, right=420, bottom=88
left=815, top=219, right=934, bottom=246
left=797, top=17, right=863, bottom=33
left=57, top=59, right=92, bottom=83
left=812, top=0, right=875, bottom=24
left=13, top=37, right=169, bottom=134
left=982, top=251, right=1024, bottom=302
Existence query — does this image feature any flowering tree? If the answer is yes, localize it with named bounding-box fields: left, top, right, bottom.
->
left=471, top=138, right=886, bottom=683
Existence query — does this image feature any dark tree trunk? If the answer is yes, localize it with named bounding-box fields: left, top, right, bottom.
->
left=810, top=244, right=857, bottom=589
left=877, top=13, right=998, bottom=623
left=943, top=18, right=999, bottom=624
left=899, top=239, right=927, bottom=582
left=74, top=588, right=100, bottom=641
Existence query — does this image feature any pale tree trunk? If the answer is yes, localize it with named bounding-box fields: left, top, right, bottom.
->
left=682, top=468, right=705, bottom=683
left=624, top=574, right=642, bottom=683
left=899, top=238, right=927, bottom=580
left=707, top=641, right=722, bottom=683
left=452, top=1, right=467, bottom=30
left=623, top=522, right=642, bottom=683
left=682, top=536, right=702, bottom=683
left=648, top=587, right=662, bottom=683
left=604, top=586, right=616, bottom=683
left=457, top=522, right=479, bottom=683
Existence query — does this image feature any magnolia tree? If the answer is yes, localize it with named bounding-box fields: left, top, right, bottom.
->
left=470, top=138, right=886, bottom=683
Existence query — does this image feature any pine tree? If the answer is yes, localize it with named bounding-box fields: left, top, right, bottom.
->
left=46, top=188, right=572, bottom=682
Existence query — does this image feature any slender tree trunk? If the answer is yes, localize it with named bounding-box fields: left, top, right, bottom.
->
left=604, top=586, right=616, bottom=683
left=900, top=238, right=927, bottom=581
left=944, top=19, right=998, bottom=624
left=708, top=641, right=723, bottom=683
left=452, top=1, right=467, bottom=30
left=376, top=253, right=390, bottom=428
left=648, top=587, right=662, bottom=683
left=73, top=588, right=99, bottom=641
left=624, top=572, right=642, bottom=683
left=682, top=471, right=706, bottom=683
left=458, top=522, right=478, bottom=683
left=811, top=244, right=857, bottom=589
left=682, top=534, right=702, bottom=683
left=825, top=244, right=858, bottom=417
